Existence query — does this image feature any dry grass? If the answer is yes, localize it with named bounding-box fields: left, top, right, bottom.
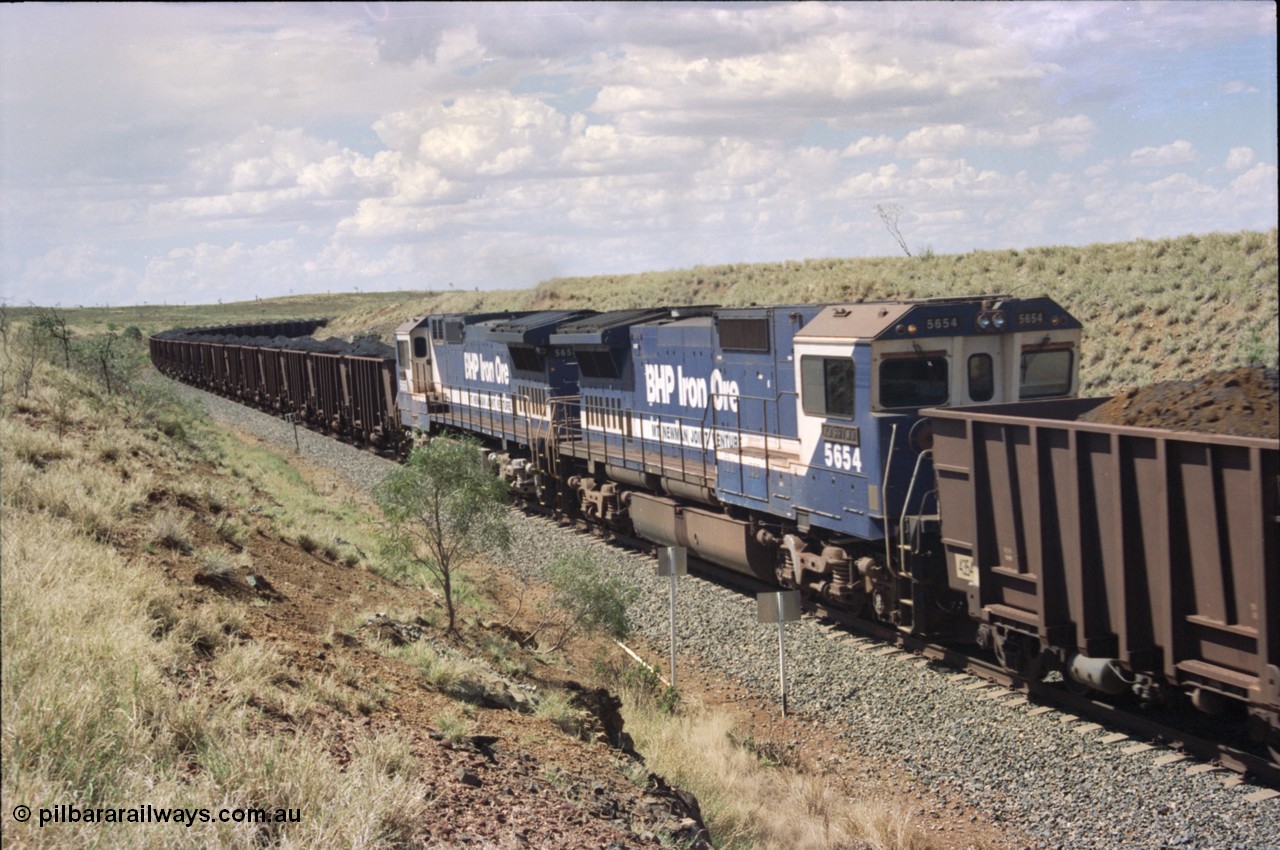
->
left=621, top=693, right=938, bottom=850
left=0, top=350, right=434, bottom=849
left=382, top=639, right=486, bottom=696
left=206, top=428, right=383, bottom=565
left=533, top=688, right=582, bottom=736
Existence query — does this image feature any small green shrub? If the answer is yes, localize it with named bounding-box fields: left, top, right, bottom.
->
left=534, top=689, right=581, bottom=736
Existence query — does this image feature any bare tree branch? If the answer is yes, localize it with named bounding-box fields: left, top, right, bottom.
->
left=875, top=203, right=913, bottom=258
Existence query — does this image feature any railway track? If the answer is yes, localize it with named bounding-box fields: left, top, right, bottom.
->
left=811, top=604, right=1280, bottom=790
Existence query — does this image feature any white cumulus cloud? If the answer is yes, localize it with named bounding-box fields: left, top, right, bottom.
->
left=1129, top=140, right=1198, bottom=167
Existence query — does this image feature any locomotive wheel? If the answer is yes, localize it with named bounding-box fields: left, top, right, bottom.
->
left=870, top=587, right=889, bottom=622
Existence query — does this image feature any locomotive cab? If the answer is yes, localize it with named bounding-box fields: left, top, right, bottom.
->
left=788, top=296, right=1082, bottom=632
left=868, top=298, right=1081, bottom=411
left=393, top=316, right=433, bottom=398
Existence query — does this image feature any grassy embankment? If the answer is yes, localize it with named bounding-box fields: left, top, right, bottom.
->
left=1, top=340, right=429, bottom=847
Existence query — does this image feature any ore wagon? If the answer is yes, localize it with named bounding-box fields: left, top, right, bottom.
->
left=928, top=397, right=1279, bottom=755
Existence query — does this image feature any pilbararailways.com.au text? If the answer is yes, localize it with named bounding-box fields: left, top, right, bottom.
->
left=34, top=804, right=301, bottom=828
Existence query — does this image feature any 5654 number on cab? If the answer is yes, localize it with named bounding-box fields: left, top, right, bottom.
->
left=823, top=442, right=863, bottom=472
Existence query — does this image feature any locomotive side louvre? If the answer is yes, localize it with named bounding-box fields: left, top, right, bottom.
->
left=928, top=398, right=1280, bottom=745
left=710, top=306, right=816, bottom=514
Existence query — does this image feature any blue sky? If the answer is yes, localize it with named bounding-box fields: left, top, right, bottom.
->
left=1, top=1, right=1275, bottom=307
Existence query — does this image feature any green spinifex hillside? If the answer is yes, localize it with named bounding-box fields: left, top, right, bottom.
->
left=14, top=229, right=1277, bottom=396
left=335, top=229, right=1279, bottom=396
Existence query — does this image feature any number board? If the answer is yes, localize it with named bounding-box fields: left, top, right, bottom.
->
left=923, top=315, right=960, bottom=332
left=821, top=423, right=860, bottom=446
left=1016, top=311, right=1045, bottom=327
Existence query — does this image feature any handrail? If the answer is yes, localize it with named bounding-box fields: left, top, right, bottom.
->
left=882, top=424, right=899, bottom=577
left=897, top=447, right=933, bottom=577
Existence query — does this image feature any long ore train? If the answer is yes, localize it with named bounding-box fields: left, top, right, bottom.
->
left=149, top=294, right=1279, bottom=759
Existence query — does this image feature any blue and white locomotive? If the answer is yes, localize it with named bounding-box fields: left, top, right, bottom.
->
left=393, top=295, right=1083, bottom=633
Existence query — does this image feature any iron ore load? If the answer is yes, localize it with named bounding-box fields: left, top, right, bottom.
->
left=150, top=295, right=1279, bottom=761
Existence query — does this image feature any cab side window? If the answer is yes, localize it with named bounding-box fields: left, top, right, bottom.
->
left=1020, top=349, right=1073, bottom=399
left=801, top=356, right=855, bottom=417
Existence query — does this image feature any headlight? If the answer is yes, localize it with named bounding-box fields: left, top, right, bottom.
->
left=992, top=311, right=1006, bottom=329
left=977, top=314, right=992, bottom=330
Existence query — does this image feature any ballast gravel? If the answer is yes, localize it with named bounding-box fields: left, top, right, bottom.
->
left=173, top=379, right=1280, bottom=850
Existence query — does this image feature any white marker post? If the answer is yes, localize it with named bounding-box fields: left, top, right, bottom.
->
left=757, top=590, right=801, bottom=717
left=656, top=546, right=687, bottom=688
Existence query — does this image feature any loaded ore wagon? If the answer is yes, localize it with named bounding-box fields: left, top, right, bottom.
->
left=928, top=377, right=1279, bottom=758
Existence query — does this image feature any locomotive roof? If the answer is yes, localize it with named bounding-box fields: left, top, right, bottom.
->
left=393, top=316, right=428, bottom=335
left=550, top=306, right=714, bottom=347
left=394, top=311, right=530, bottom=338
left=794, top=303, right=914, bottom=341
left=484, top=310, right=598, bottom=343
left=795, top=296, right=1080, bottom=342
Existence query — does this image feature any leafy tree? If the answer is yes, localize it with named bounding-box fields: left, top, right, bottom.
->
left=526, top=550, right=638, bottom=652
left=32, top=308, right=73, bottom=367
left=373, top=437, right=511, bottom=635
